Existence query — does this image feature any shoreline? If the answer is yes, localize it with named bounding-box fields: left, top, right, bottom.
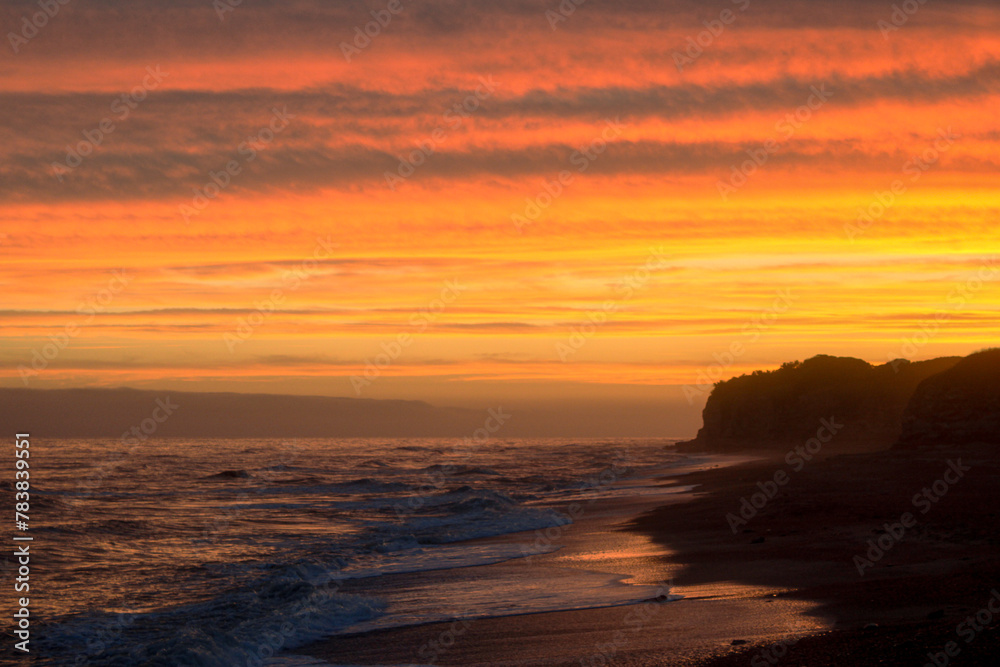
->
left=289, top=442, right=1000, bottom=665
left=289, top=452, right=831, bottom=666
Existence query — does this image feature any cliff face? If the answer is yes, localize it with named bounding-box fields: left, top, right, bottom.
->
left=684, top=355, right=962, bottom=451
left=896, top=349, right=1000, bottom=448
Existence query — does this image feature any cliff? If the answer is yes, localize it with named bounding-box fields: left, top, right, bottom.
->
left=896, top=348, right=1000, bottom=448
left=680, top=354, right=962, bottom=451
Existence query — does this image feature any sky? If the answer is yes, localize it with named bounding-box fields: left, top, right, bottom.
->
left=1, top=0, right=998, bottom=435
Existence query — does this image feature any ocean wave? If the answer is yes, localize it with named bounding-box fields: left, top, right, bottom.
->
left=366, top=488, right=572, bottom=547
left=45, top=563, right=385, bottom=667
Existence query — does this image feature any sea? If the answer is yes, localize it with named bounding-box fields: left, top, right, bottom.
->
left=5, top=437, right=691, bottom=666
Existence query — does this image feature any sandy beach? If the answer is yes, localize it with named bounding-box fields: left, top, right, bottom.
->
left=293, top=444, right=1000, bottom=666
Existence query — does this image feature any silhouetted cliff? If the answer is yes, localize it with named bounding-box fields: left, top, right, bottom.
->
left=896, top=348, right=1000, bottom=448
left=681, top=354, right=961, bottom=451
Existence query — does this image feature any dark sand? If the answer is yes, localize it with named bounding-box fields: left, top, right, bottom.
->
left=297, top=445, right=1000, bottom=666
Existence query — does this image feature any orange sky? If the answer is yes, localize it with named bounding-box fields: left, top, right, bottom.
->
left=1, top=0, right=998, bottom=433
